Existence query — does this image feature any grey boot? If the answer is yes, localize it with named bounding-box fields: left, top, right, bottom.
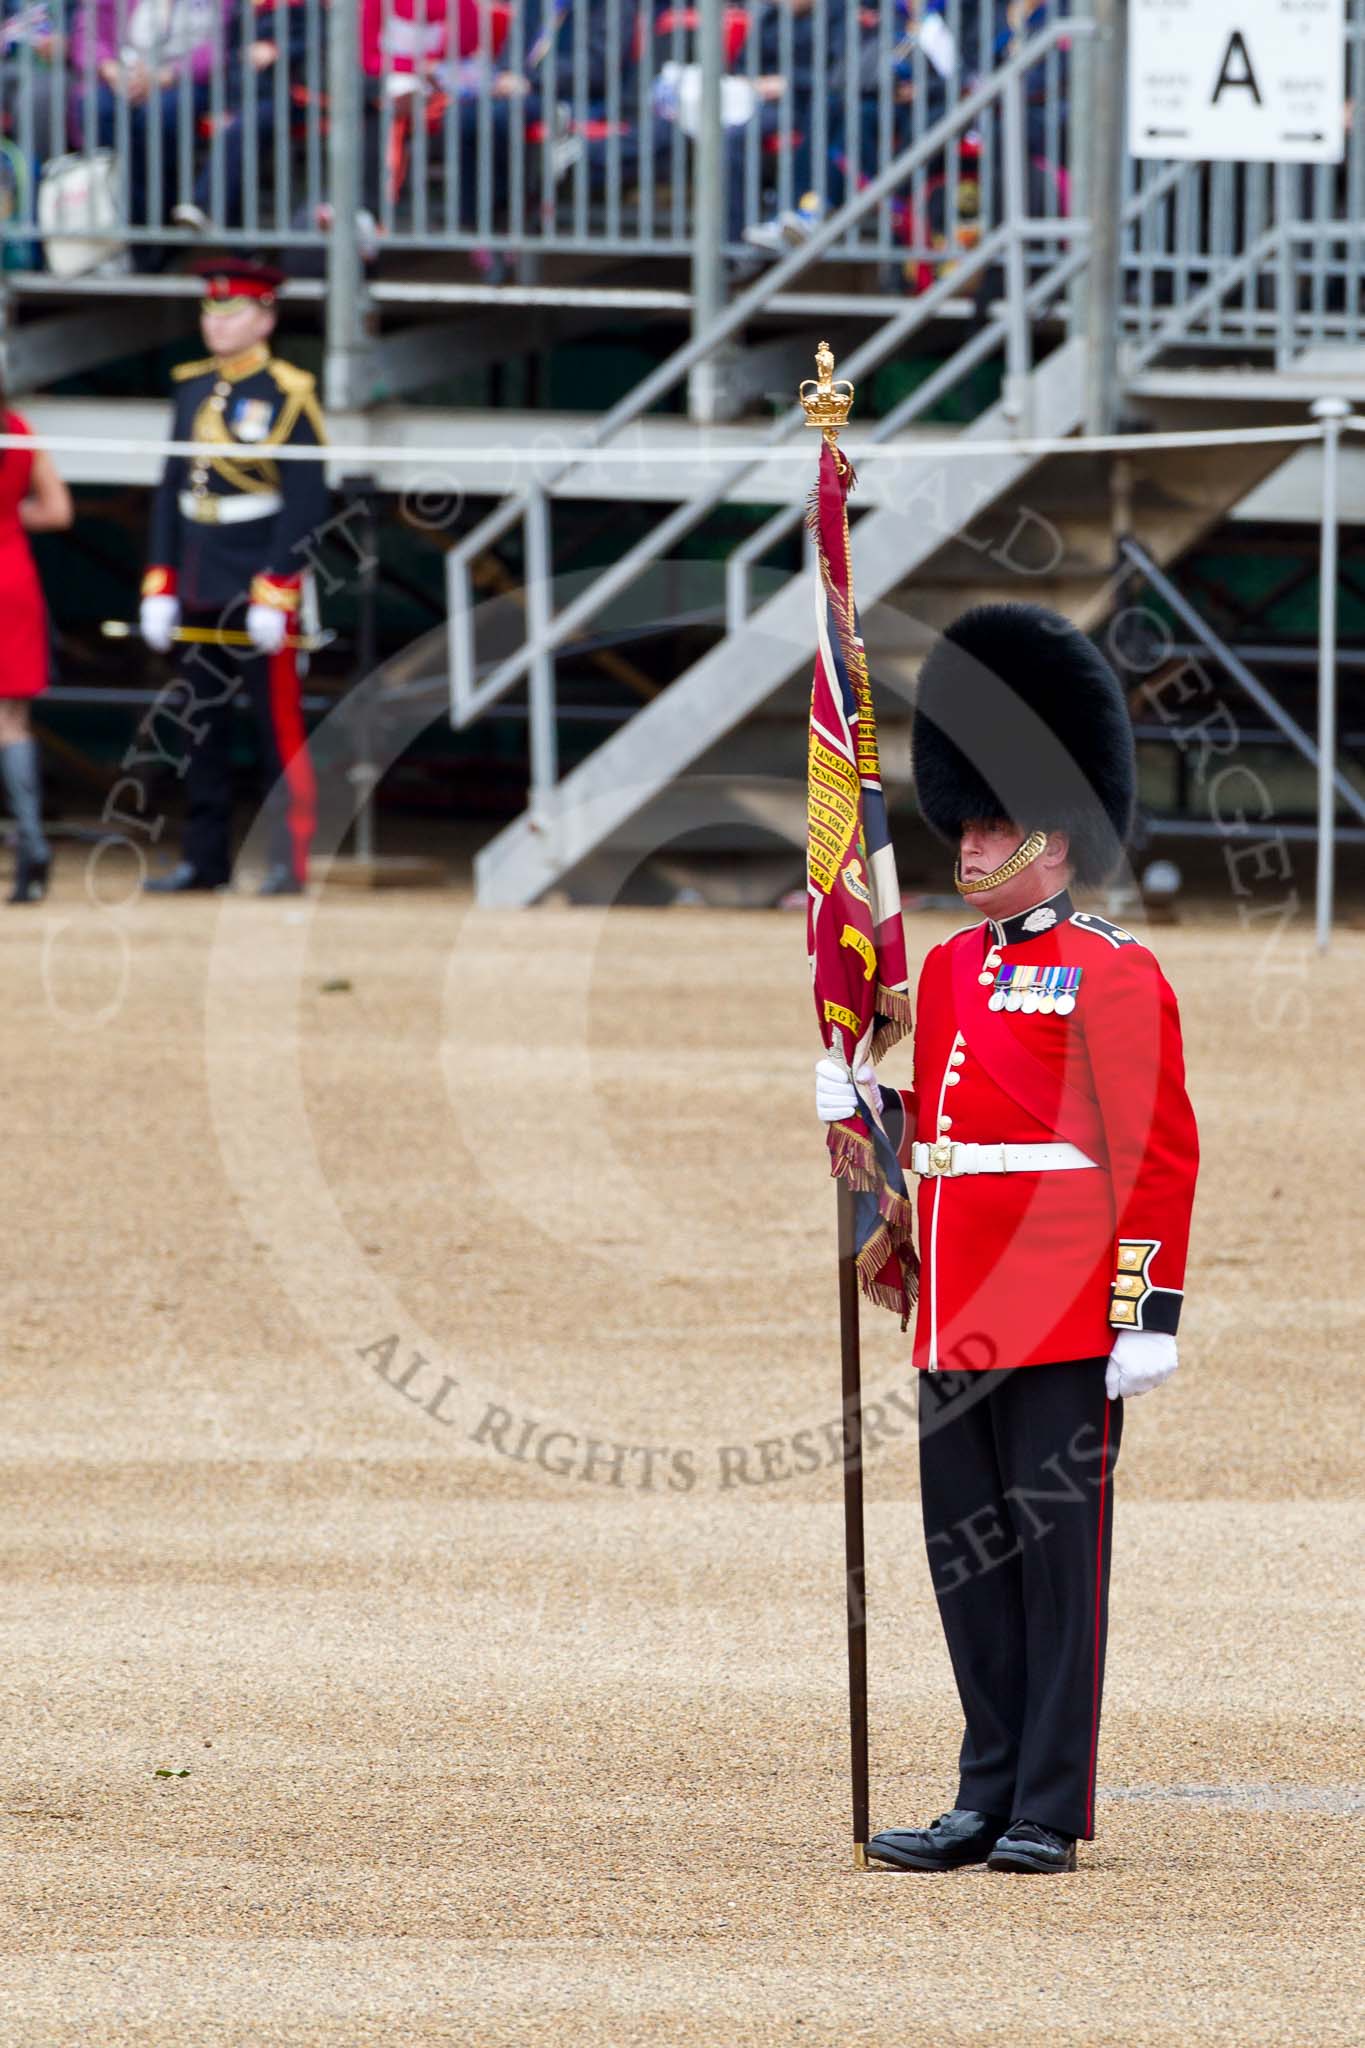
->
left=2, top=738, right=52, bottom=901
left=1, top=737, right=50, bottom=863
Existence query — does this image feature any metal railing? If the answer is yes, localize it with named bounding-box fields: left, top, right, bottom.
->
left=0, top=0, right=331, bottom=257
left=0, top=0, right=1064, bottom=266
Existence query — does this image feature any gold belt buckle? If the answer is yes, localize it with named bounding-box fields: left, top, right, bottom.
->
left=194, top=493, right=220, bottom=525
left=929, top=1139, right=955, bottom=1176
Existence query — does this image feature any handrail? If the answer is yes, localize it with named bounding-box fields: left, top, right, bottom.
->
left=449, top=17, right=1089, bottom=727
left=725, top=156, right=1197, bottom=629
left=1122, top=538, right=1365, bottom=828
left=453, top=221, right=1017, bottom=725
left=1126, top=226, right=1283, bottom=370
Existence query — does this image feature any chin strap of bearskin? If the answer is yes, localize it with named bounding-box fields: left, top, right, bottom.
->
left=954, top=828, right=1049, bottom=896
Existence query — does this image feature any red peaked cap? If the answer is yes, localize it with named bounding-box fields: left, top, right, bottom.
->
left=193, top=256, right=285, bottom=302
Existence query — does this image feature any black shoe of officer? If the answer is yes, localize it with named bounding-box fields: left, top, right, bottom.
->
left=867, top=1809, right=1007, bottom=1872
left=8, top=848, right=51, bottom=904
left=987, top=1819, right=1078, bottom=1873
left=258, top=864, right=305, bottom=897
left=144, top=861, right=223, bottom=894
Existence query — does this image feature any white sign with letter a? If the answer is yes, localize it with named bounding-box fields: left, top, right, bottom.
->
left=1129, top=0, right=1345, bottom=163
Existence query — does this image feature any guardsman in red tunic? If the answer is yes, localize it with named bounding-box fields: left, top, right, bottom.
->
left=139, top=258, right=328, bottom=896
left=816, top=603, right=1199, bottom=1874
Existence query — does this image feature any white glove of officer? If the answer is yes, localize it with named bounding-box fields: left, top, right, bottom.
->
left=1106, top=1329, right=1178, bottom=1401
left=815, top=1056, right=880, bottom=1123
left=140, top=594, right=180, bottom=653
left=245, top=602, right=289, bottom=655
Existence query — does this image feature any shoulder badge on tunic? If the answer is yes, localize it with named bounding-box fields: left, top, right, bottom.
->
left=267, top=357, right=317, bottom=395
left=1069, top=911, right=1138, bottom=948
left=264, top=356, right=327, bottom=444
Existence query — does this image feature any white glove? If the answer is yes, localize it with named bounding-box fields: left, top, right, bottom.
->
left=815, top=1056, right=880, bottom=1123
left=246, top=602, right=289, bottom=655
left=1106, top=1329, right=1178, bottom=1401
left=140, top=594, right=180, bottom=653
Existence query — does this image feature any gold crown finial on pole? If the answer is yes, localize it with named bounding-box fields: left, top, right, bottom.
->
left=800, top=340, right=855, bottom=449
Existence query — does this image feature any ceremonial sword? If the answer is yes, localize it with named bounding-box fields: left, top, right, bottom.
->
left=101, top=620, right=336, bottom=653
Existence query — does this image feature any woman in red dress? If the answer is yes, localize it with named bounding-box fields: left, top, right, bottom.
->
left=0, top=387, right=73, bottom=902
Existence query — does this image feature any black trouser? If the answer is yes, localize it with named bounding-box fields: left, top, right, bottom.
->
left=918, top=1358, right=1122, bottom=1840
left=175, top=613, right=312, bottom=885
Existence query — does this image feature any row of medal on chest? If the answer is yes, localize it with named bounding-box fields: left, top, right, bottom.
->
left=978, top=962, right=1082, bottom=1016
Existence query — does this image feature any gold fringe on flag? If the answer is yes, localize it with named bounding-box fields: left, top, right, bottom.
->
left=869, top=986, right=915, bottom=1064
left=856, top=1221, right=920, bottom=1325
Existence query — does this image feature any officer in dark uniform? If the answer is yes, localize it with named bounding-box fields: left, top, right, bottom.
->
left=140, top=257, right=329, bottom=895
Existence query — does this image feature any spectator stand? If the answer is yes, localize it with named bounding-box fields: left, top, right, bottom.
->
left=1, top=2, right=1363, bottom=946
left=1, top=4, right=1365, bottom=413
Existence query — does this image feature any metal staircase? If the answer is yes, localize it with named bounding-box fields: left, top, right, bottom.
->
left=472, top=336, right=1089, bottom=905
left=445, top=18, right=1329, bottom=906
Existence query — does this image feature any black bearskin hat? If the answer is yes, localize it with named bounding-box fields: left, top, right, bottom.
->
left=911, top=602, right=1136, bottom=887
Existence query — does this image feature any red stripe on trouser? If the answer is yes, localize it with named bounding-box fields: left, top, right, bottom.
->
left=268, top=645, right=316, bottom=881
left=1085, top=1396, right=1112, bottom=1836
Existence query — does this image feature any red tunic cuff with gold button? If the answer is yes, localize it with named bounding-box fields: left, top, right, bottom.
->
left=141, top=566, right=177, bottom=598
left=249, top=573, right=301, bottom=613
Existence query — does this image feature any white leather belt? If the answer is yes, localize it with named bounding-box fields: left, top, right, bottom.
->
left=179, top=490, right=283, bottom=525
left=911, top=1140, right=1099, bottom=1178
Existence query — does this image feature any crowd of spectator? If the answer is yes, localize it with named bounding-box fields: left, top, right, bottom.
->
left=0, top=1, right=1065, bottom=276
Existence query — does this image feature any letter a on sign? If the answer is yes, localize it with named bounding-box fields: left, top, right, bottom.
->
left=1211, top=30, right=1262, bottom=105
left=1129, top=0, right=1344, bottom=164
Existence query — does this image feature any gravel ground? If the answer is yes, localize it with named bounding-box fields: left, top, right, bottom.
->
left=0, top=869, right=1360, bottom=2046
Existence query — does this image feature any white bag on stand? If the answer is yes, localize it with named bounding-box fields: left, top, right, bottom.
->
left=38, top=150, right=130, bottom=278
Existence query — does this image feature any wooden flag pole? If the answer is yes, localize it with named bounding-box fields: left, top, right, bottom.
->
left=837, top=1177, right=870, bottom=1868
left=802, top=341, right=872, bottom=1870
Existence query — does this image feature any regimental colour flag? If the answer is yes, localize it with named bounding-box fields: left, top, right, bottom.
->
left=805, top=439, right=918, bottom=1321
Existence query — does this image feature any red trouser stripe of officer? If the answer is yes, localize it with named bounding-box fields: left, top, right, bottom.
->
left=268, top=645, right=316, bottom=881
left=1085, top=1395, right=1113, bottom=1838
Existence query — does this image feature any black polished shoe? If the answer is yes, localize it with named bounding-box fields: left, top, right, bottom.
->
left=8, top=848, right=50, bottom=904
left=987, top=1819, right=1078, bottom=1874
left=867, top=1809, right=1008, bottom=1872
left=258, top=864, right=305, bottom=897
left=143, top=862, right=225, bottom=895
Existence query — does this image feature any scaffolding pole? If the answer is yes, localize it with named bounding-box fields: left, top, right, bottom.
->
left=1084, top=0, right=1124, bottom=437
left=687, top=0, right=728, bottom=423
left=324, top=4, right=371, bottom=411
left=1312, top=397, right=1349, bottom=952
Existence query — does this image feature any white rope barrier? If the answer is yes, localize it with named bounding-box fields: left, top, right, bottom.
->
left=0, top=419, right=1347, bottom=467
